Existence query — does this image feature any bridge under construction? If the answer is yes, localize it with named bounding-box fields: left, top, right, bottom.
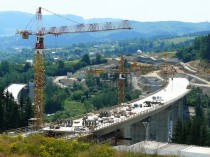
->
left=40, top=77, right=190, bottom=138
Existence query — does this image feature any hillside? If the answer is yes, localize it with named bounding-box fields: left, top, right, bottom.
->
left=0, top=134, right=177, bottom=157
left=176, top=34, right=210, bottom=62
left=1, top=11, right=210, bottom=47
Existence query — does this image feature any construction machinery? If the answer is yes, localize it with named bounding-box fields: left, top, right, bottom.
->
left=163, top=52, right=168, bottom=75
left=130, top=62, right=155, bottom=75
left=16, top=7, right=132, bottom=129
left=87, top=56, right=156, bottom=106
left=86, top=55, right=130, bottom=106
left=160, top=52, right=176, bottom=77
left=114, top=55, right=130, bottom=105
left=86, top=68, right=104, bottom=77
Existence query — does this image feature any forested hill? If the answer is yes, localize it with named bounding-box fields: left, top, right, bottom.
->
left=176, top=34, right=210, bottom=62
left=1, top=11, right=210, bottom=47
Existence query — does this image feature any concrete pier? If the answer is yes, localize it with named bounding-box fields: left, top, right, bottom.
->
left=122, top=97, right=185, bottom=144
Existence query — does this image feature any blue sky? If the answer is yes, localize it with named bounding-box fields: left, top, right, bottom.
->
left=1, top=0, right=210, bottom=22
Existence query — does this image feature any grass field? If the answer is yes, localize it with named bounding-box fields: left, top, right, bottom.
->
left=64, top=99, right=86, bottom=115
left=65, top=60, right=79, bottom=64
left=164, top=36, right=196, bottom=44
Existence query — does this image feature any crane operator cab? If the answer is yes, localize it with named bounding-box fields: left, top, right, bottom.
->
left=37, top=36, right=44, bottom=43
left=36, top=35, right=44, bottom=49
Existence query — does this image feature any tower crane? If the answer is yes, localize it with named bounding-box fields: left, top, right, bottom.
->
left=114, top=55, right=130, bottom=105
left=130, top=62, right=155, bottom=75
left=160, top=52, right=176, bottom=77
left=86, top=55, right=130, bottom=106
left=16, top=7, right=132, bottom=129
left=163, top=51, right=168, bottom=75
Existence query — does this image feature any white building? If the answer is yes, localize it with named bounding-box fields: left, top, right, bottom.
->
left=4, top=84, right=28, bottom=104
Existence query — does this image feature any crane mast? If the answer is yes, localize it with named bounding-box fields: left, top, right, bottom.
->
left=34, top=7, right=45, bottom=128
left=118, top=56, right=126, bottom=105
left=16, top=7, right=132, bottom=129
left=112, top=55, right=130, bottom=106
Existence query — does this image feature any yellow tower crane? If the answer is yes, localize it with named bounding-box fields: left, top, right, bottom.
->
left=86, top=55, right=130, bottom=106
left=160, top=52, right=176, bottom=77
left=16, top=7, right=132, bottom=129
left=130, top=62, right=155, bottom=75
left=114, top=55, right=130, bottom=105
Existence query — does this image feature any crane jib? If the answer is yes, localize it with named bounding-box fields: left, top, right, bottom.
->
left=16, top=7, right=132, bottom=129
left=17, top=20, right=132, bottom=39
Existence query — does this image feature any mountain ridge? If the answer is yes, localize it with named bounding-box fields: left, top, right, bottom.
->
left=1, top=11, right=210, bottom=47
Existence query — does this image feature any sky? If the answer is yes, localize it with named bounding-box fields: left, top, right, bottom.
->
left=1, top=0, right=210, bottom=22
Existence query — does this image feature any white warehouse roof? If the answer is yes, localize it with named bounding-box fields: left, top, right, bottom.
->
left=4, top=84, right=27, bottom=102
left=114, top=141, right=210, bottom=157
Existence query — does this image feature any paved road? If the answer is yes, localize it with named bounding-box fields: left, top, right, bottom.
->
left=186, top=73, right=210, bottom=84
left=190, top=83, right=210, bottom=88
left=131, top=76, right=141, bottom=90
left=53, top=76, right=68, bottom=88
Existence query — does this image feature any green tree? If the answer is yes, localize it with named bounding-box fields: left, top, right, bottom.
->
left=10, top=102, right=19, bottom=128
left=200, top=121, right=208, bottom=146
left=22, top=97, right=33, bottom=126
left=176, top=34, right=210, bottom=62
left=199, top=35, right=210, bottom=60
left=44, top=81, right=66, bottom=114
left=0, top=61, right=10, bottom=76
left=85, top=74, right=95, bottom=87
left=172, top=119, right=182, bottom=143
left=81, top=54, right=90, bottom=65
left=84, top=100, right=94, bottom=112
left=23, top=62, right=31, bottom=72
left=72, top=90, right=83, bottom=101
left=0, top=90, right=4, bottom=132
left=57, top=60, right=65, bottom=75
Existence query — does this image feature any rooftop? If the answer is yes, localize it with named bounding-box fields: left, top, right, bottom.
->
left=4, top=84, right=27, bottom=102
left=114, top=141, right=210, bottom=157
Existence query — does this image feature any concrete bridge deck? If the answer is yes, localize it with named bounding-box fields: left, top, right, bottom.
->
left=42, top=77, right=191, bottom=137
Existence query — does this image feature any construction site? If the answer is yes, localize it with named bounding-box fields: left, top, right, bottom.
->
left=2, top=6, right=210, bottom=157
left=3, top=7, right=209, bottom=134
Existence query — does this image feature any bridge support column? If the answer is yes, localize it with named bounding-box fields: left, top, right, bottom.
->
left=122, top=125, right=132, bottom=145
left=150, top=98, right=185, bottom=142
left=170, top=98, right=185, bottom=141
left=130, top=118, right=150, bottom=144
left=150, top=107, right=170, bottom=142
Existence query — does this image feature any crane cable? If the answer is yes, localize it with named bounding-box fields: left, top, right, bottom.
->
left=41, top=7, right=81, bottom=24
left=23, top=7, right=82, bottom=33
left=25, top=14, right=36, bottom=30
